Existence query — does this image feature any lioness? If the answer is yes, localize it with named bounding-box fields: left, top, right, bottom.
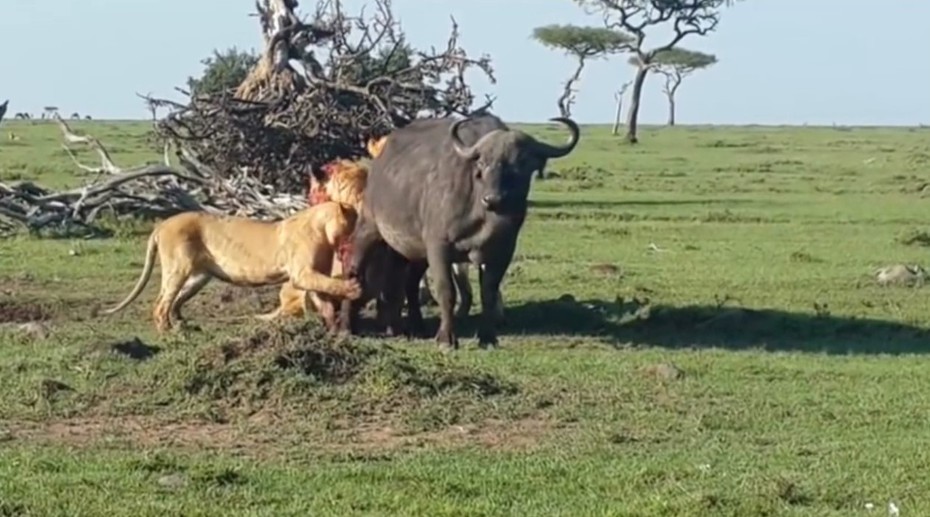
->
left=273, top=146, right=409, bottom=335
left=270, top=155, right=372, bottom=320
left=101, top=202, right=363, bottom=332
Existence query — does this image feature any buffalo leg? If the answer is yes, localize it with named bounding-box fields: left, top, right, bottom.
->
left=452, top=263, right=473, bottom=319
left=476, top=262, right=507, bottom=349
left=379, top=248, right=408, bottom=337
left=339, top=216, right=383, bottom=335
left=404, top=260, right=428, bottom=337
left=479, top=264, right=506, bottom=324
left=426, top=245, right=458, bottom=350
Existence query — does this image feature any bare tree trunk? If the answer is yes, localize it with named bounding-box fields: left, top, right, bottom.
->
left=235, top=0, right=311, bottom=100
left=611, top=80, right=632, bottom=136
left=658, top=69, right=683, bottom=128
left=666, top=93, right=675, bottom=126
left=611, top=95, right=623, bottom=135
left=625, top=66, right=649, bottom=144
left=557, top=57, right=587, bottom=119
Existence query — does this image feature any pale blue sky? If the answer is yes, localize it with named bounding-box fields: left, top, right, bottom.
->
left=2, top=0, right=927, bottom=125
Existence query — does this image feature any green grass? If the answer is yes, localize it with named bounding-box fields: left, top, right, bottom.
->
left=3, top=118, right=930, bottom=515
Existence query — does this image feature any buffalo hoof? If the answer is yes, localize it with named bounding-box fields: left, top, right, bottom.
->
left=403, top=326, right=420, bottom=340
left=435, top=327, right=459, bottom=350
left=476, top=329, right=499, bottom=349
left=406, top=316, right=427, bottom=338
left=384, top=322, right=406, bottom=338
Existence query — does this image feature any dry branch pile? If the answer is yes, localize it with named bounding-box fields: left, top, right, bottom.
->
left=0, top=0, right=495, bottom=236
left=0, top=115, right=308, bottom=236
left=147, top=0, right=495, bottom=192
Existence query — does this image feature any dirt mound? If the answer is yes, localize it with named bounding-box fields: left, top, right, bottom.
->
left=0, top=300, right=50, bottom=324
left=180, top=321, right=521, bottom=430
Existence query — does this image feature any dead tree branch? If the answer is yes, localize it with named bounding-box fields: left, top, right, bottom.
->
left=0, top=121, right=306, bottom=237
left=148, top=0, right=496, bottom=193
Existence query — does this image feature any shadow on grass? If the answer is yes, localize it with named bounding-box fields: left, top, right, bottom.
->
left=447, top=297, right=930, bottom=355
left=528, top=198, right=754, bottom=211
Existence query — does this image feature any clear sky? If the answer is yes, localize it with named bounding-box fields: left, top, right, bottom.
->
left=2, top=0, right=927, bottom=125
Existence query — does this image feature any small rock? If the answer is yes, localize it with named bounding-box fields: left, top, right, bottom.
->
left=157, top=473, right=188, bottom=490
left=641, top=362, right=685, bottom=382
left=590, top=263, right=622, bottom=276
left=875, top=264, right=927, bottom=287
left=17, top=321, right=50, bottom=340
left=888, top=501, right=900, bottom=516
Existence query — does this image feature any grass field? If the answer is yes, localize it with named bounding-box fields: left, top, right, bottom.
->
left=3, top=119, right=930, bottom=515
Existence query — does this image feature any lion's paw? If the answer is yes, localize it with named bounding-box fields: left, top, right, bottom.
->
left=343, top=279, right=363, bottom=300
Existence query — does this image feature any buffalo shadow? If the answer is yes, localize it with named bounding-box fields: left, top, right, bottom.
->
left=427, top=296, right=930, bottom=355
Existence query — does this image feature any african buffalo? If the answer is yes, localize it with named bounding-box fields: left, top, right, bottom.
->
left=344, top=113, right=580, bottom=349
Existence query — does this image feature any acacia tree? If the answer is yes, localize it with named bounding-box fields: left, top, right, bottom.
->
left=573, top=0, right=740, bottom=143
left=532, top=24, right=631, bottom=118
left=187, top=47, right=259, bottom=96
left=644, top=48, right=716, bottom=126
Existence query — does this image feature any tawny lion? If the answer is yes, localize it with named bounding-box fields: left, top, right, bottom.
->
left=270, top=152, right=376, bottom=321
left=271, top=137, right=409, bottom=334
left=101, top=201, right=363, bottom=332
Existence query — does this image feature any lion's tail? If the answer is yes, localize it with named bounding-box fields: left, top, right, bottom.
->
left=101, top=231, right=159, bottom=315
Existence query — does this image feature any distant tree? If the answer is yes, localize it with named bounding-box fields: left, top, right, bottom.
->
left=612, top=80, right=632, bottom=135
left=0, top=100, right=7, bottom=126
left=187, top=47, right=259, bottom=97
left=573, top=0, right=741, bottom=143
left=640, top=48, right=717, bottom=126
left=532, top=24, right=632, bottom=118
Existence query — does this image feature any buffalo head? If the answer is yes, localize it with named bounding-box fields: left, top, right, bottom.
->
left=450, top=117, right=579, bottom=212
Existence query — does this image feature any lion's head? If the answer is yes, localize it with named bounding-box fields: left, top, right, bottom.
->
left=320, top=159, right=368, bottom=211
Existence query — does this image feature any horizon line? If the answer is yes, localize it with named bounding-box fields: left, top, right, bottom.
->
left=5, top=118, right=928, bottom=130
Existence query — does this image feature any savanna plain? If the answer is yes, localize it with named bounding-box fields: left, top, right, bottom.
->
left=3, top=120, right=930, bottom=516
